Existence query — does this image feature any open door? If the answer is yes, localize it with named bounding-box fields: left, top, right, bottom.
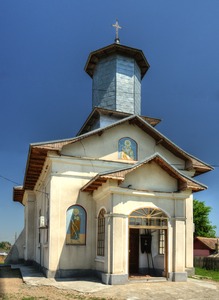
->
left=129, top=207, right=169, bottom=278
left=129, top=228, right=139, bottom=274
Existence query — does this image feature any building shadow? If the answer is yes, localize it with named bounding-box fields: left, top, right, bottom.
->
left=0, top=265, right=22, bottom=297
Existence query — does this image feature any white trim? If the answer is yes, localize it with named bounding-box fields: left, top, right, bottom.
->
left=94, top=184, right=191, bottom=202
left=97, top=206, right=107, bottom=218
left=95, top=256, right=105, bottom=263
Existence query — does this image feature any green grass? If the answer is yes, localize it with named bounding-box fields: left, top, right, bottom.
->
left=195, top=267, right=219, bottom=281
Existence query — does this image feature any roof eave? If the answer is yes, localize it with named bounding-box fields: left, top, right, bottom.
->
left=13, top=186, right=25, bottom=204
left=16, top=113, right=212, bottom=201
left=22, top=114, right=212, bottom=176
left=85, top=43, right=150, bottom=79
left=77, top=107, right=161, bottom=136
left=81, top=153, right=207, bottom=193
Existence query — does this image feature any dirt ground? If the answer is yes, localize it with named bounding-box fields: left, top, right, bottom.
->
left=0, top=251, right=89, bottom=300
left=0, top=267, right=104, bottom=300
left=0, top=257, right=5, bottom=264
left=1, top=266, right=219, bottom=300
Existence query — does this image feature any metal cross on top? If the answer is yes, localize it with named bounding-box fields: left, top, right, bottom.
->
left=112, top=19, right=122, bottom=44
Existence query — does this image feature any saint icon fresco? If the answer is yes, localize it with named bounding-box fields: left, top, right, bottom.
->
left=70, top=208, right=81, bottom=240
left=118, top=138, right=137, bottom=160
left=66, top=205, right=86, bottom=245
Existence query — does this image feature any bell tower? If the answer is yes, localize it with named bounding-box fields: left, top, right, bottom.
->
left=78, top=21, right=152, bottom=135
left=85, top=42, right=150, bottom=115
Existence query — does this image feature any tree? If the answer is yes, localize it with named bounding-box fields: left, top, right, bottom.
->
left=193, top=199, right=216, bottom=238
left=0, top=241, right=11, bottom=251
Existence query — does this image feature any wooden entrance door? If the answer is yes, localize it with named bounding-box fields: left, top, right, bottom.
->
left=129, top=228, right=139, bottom=274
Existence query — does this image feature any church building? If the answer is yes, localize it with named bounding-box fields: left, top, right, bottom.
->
left=13, top=25, right=212, bottom=284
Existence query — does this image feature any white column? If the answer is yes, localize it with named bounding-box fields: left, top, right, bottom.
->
left=185, top=196, right=194, bottom=269
left=103, top=213, right=128, bottom=284
left=24, top=191, right=36, bottom=262
left=172, top=218, right=187, bottom=281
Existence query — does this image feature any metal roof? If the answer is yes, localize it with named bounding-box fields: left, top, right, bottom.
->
left=85, top=43, right=150, bottom=79
left=77, top=107, right=161, bottom=135
left=13, top=115, right=213, bottom=203
left=81, top=153, right=207, bottom=193
left=196, top=237, right=219, bottom=250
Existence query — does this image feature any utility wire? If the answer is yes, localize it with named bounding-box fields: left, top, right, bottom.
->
left=1, top=164, right=219, bottom=188
left=0, top=175, right=21, bottom=186
left=0, top=175, right=49, bottom=197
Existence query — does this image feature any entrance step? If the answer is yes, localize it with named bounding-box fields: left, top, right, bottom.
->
left=129, top=275, right=167, bottom=283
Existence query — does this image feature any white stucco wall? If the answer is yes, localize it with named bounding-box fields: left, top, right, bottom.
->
left=62, top=122, right=185, bottom=169
left=23, top=120, right=195, bottom=280
left=120, top=162, right=178, bottom=192
left=92, top=162, right=191, bottom=276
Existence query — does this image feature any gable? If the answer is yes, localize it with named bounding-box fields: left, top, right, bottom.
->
left=81, top=153, right=207, bottom=193
left=195, top=237, right=218, bottom=250
left=61, top=121, right=185, bottom=169
left=13, top=115, right=212, bottom=203
left=120, top=161, right=178, bottom=193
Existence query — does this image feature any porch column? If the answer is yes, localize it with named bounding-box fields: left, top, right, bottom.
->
left=172, top=218, right=187, bottom=281
left=24, top=191, right=36, bottom=262
left=185, top=196, right=194, bottom=275
left=102, top=213, right=128, bottom=285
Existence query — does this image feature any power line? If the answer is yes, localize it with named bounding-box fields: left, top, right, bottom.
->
left=0, top=175, right=49, bottom=197
left=1, top=163, right=219, bottom=188
left=0, top=175, right=21, bottom=186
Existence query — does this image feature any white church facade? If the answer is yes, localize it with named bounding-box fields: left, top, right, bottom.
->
left=12, top=40, right=212, bottom=284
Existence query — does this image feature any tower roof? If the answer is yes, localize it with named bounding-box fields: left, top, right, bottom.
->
left=77, top=107, right=161, bottom=136
left=85, top=43, right=150, bottom=79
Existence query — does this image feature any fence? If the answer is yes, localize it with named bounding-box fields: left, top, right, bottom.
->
left=194, top=256, right=219, bottom=271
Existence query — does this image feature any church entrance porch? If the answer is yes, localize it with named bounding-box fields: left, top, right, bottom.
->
left=128, top=208, right=168, bottom=279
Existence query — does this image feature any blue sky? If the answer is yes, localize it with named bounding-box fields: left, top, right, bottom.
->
left=0, top=0, right=219, bottom=244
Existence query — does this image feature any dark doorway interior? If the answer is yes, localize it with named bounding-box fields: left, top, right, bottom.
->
left=129, top=228, right=139, bottom=274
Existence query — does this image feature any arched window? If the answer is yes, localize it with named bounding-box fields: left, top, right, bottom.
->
left=129, top=207, right=168, bottom=229
left=66, top=205, right=86, bottom=245
left=129, top=208, right=168, bottom=256
left=97, top=209, right=106, bottom=256
left=118, top=137, right=137, bottom=160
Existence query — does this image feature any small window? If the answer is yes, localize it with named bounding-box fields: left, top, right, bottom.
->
left=159, top=229, right=165, bottom=255
left=38, top=209, right=41, bottom=244
left=118, top=137, right=137, bottom=160
left=45, top=199, right=49, bottom=243
left=97, top=209, right=106, bottom=256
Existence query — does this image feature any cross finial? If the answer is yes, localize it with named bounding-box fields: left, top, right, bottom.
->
left=112, top=19, right=122, bottom=44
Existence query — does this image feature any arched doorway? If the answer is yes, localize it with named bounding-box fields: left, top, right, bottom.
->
left=129, top=207, right=168, bottom=278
